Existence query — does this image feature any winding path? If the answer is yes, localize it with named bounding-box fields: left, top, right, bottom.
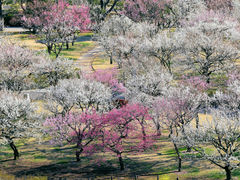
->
left=73, top=45, right=106, bottom=72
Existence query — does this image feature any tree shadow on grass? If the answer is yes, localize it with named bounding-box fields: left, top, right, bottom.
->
left=12, top=160, right=117, bottom=178
left=75, top=35, right=92, bottom=42
left=0, top=159, right=14, bottom=163
left=107, top=157, right=177, bottom=177
left=0, top=151, right=13, bottom=162
left=37, top=35, right=93, bottom=45
left=0, top=139, right=183, bottom=179
left=13, top=161, right=86, bottom=177
left=10, top=155, right=178, bottom=179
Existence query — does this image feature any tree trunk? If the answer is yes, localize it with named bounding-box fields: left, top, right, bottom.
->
left=224, top=166, right=232, bottom=180
left=195, top=114, right=199, bottom=129
left=141, top=124, right=146, bottom=142
left=0, top=0, right=4, bottom=31
left=118, top=153, right=124, bottom=171
left=206, top=74, right=211, bottom=84
left=103, top=0, right=120, bottom=19
left=47, top=46, right=52, bottom=54
left=6, top=138, right=19, bottom=160
left=186, top=146, right=192, bottom=152
left=110, top=55, right=113, bottom=64
left=66, top=42, right=69, bottom=50
left=55, top=44, right=63, bottom=58
left=10, top=141, right=19, bottom=160
left=173, top=142, right=182, bottom=172
left=75, top=148, right=83, bottom=162
left=166, top=61, right=172, bottom=75
left=156, top=123, right=162, bottom=136
left=168, top=125, right=173, bottom=138
left=140, top=123, right=147, bottom=149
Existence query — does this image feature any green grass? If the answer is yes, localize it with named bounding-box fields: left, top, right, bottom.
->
left=163, top=147, right=187, bottom=156
left=2, top=135, right=238, bottom=179
left=49, top=41, right=95, bottom=60
left=5, top=32, right=96, bottom=60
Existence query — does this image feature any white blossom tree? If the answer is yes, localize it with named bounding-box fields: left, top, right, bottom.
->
left=0, top=40, right=36, bottom=92
left=211, top=75, right=240, bottom=115
left=152, top=84, right=207, bottom=172
left=46, top=78, right=113, bottom=116
left=176, top=109, right=240, bottom=180
left=33, top=56, right=76, bottom=88
left=172, top=0, right=206, bottom=26
left=0, top=91, right=39, bottom=160
left=96, top=15, right=134, bottom=66
left=144, top=30, right=182, bottom=73
left=177, top=10, right=239, bottom=83
left=97, top=15, right=182, bottom=73
left=0, top=39, right=76, bottom=91
left=125, top=66, right=173, bottom=106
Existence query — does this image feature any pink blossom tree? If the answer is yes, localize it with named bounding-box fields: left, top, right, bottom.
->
left=21, top=0, right=53, bottom=33
left=83, top=68, right=127, bottom=108
left=44, top=111, right=105, bottom=162
left=84, top=68, right=126, bottom=93
left=22, top=0, right=91, bottom=57
left=123, top=0, right=205, bottom=29
left=101, top=104, right=154, bottom=170
left=152, top=84, right=207, bottom=172
left=123, top=0, right=175, bottom=29
left=180, top=76, right=210, bottom=93
left=44, top=103, right=155, bottom=166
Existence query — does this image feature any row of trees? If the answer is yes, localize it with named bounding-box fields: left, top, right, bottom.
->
left=1, top=37, right=240, bottom=179
left=94, top=0, right=240, bottom=179
left=0, top=0, right=124, bottom=57
left=1, top=0, right=240, bottom=179
left=22, top=0, right=91, bottom=57
left=97, top=0, right=240, bottom=83
left=2, top=0, right=235, bottom=59
left=0, top=0, right=235, bottom=31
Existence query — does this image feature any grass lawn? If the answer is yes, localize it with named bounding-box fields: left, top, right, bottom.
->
left=0, top=125, right=239, bottom=179
left=57, top=41, right=94, bottom=60
left=91, top=57, right=116, bottom=70
left=3, top=31, right=96, bottom=60
left=2, top=31, right=116, bottom=71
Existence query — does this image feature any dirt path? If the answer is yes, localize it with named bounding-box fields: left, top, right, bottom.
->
left=73, top=45, right=106, bottom=72
left=3, top=27, right=27, bottom=33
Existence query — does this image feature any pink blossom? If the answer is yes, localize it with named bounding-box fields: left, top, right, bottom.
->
left=84, top=68, right=126, bottom=93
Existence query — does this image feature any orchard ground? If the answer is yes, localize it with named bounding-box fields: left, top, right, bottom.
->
left=1, top=114, right=239, bottom=180
left=1, top=28, right=115, bottom=71
left=0, top=29, right=240, bottom=180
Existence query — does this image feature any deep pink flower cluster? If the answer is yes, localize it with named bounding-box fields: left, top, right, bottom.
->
left=84, top=68, right=126, bottom=93
left=44, top=103, right=155, bottom=170
left=23, top=0, right=90, bottom=33
left=181, top=76, right=210, bottom=92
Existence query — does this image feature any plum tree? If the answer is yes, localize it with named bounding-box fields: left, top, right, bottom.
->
left=0, top=91, right=39, bottom=160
